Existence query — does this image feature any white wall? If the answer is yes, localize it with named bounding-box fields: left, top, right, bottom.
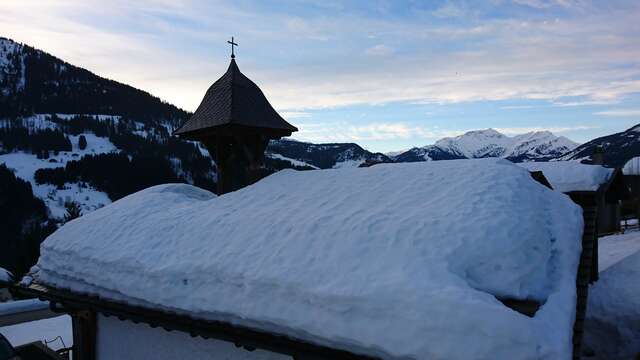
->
left=96, top=314, right=290, bottom=360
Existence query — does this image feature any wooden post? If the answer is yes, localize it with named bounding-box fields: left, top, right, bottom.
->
left=568, top=193, right=597, bottom=360
left=72, top=310, right=97, bottom=360
left=204, top=134, right=271, bottom=195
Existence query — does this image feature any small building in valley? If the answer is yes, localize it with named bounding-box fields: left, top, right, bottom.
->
left=13, top=159, right=591, bottom=359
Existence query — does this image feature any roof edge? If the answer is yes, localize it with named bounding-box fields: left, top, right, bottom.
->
left=11, top=282, right=379, bottom=360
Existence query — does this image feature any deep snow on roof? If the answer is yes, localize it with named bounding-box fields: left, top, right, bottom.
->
left=623, top=156, right=640, bottom=176
left=519, top=161, right=613, bottom=193
left=33, top=159, right=583, bottom=359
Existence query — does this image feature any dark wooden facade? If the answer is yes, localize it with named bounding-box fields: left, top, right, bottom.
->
left=593, top=169, right=628, bottom=236
left=622, top=174, right=640, bottom=221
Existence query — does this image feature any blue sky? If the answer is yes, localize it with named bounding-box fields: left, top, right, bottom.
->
left=1, top=0, right=639, bottom=152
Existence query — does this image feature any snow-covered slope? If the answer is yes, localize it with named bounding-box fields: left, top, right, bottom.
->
left=394, top=129, right=578, bottom=163
left=0, top=116, right=116, bottom=218
left=268, top=139, right=392, bottom=169
left=0, top=38, right=25, bottom=95
left=32, top=159, right=583, bottom=359
left=559, top=124, right=640, bottom=167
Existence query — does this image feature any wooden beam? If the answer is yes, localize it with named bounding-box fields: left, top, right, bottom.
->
left=72, top=310, right=96, bottom=360
left=12, top=284, right=378, bottom=360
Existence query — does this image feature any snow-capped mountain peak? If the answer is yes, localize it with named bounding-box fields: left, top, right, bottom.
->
left=394, top=128, right=579, bottom=163
left=434, top=128, right=510, bottom=158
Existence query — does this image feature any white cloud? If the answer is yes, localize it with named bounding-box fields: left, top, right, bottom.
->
left=0, top=0, right=638, bottom=113
left=500, top=105, right=537, bottom=109
left=594, top=109, right=640, bottom=117
left=279, top=111, right=311, bottom=119
left=432, top=2, right=466, bottom=18
left=552, top=99, right=619, bottom=107
left=365, top=44, right=393, bottom=56
left=293, top=121, right=464, bottom=144
left=512, top=0, right=573, bottom=9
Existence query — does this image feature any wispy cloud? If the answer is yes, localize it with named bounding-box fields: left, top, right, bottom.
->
left=432, top=2, right=466, bottom=18
left=512, top=0, right=574, bottom=9
left=280, top=111, right=311, bottom=119
left=0, top=0, right=637, bottom=152
left=293, top=122, right=463, bottom=143
left=594, top=109, right=640, bottom=117
left=552, top=99, right=619, bottom=107
left=365, top=44, right=393, bottom=56
left=1, top=1, right=638, bottom=112
left=500, top=105, right=537, bottom=110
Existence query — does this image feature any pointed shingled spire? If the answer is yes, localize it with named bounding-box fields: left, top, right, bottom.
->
left=174, top=58, right=297, bottom=140
left=174, top=53, right=298, bottom=194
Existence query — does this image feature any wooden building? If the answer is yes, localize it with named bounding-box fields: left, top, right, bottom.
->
left=519, top=161, right=630, bottom=356
left=622, top=156, right=640, bottom=221
left=173, top=40, right=297, bottom=195
left=520, top=162, right=629, bottom=237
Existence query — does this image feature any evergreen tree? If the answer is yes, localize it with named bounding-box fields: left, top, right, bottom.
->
left=64, top=201, right=82, bottom=222
left=0, top=164, right=55, bottom=278
left=78, top=135, right=87, bottom=150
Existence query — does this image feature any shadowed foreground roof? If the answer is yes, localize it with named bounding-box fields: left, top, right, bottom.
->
left=174, top=59, right=297, bottom=139
left=30, top=159, right=584, bottom=359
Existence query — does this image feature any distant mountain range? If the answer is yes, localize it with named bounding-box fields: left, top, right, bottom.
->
left=4, top=35, right=640, bottom=280
left=1, top=35, right=639, bottom=219
left=392, top=128, right=578, bottom=163
left=557, top=125, right=640, bottom=167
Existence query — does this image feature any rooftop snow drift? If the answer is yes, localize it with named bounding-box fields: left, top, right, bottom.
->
left=519, top=161, right=613, bottom=193
left=33, top=159, right=583, bottom=359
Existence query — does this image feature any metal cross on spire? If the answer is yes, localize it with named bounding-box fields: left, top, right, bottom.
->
left=227, top=37, right=238, bottom=59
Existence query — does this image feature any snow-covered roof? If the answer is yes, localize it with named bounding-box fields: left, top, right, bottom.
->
left=33, top=159, right=583, bottom=359
left=623, top=156, right=640, bottom=176
left=519, top=161, right=614, bottom=193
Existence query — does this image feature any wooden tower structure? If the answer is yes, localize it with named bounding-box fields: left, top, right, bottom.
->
left=174, top=38, right=297, bottom=194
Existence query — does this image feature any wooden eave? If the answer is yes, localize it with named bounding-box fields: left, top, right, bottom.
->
left=10, top=282, right=378, bottom=360
left=175, top=123, right=294, bottom=142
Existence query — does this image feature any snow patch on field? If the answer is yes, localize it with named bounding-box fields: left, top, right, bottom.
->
left=598, top=231, right=640, bottom=271
left=268, top=153, right=319, bottom=169
left=34, top=159, right=583, bottom=359
left=0, top=133, right=116, bottom=218
left=332, top=159, right=363, bottom=168
left=0, top=315, right=72, bottom=350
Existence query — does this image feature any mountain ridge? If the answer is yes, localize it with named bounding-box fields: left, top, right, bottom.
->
left=558, top=124, right=640, bottom=167
left=393, top=128, right=579, bottom=163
